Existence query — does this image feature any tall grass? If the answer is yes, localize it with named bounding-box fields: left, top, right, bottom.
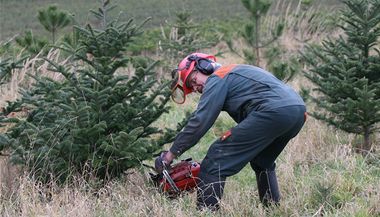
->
left=0, top=49, right=67, bottom=106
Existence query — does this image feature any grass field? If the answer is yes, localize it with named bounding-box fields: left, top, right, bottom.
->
left=0, top=0, right=342, bottom=41
left=0, top=0, right=247, bottom=41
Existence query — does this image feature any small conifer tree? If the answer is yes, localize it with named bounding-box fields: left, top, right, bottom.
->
left=38, top=5, right=72, bottom=44
left=0, top=41, right=26, bottom=84
left=0, top=2, right=182, bottom=183
left=160, top=11, right=216, bottom=67
left=0, top=57, right=25, bottom=84
left=15, top=30, right=49, bottom=56
left=302, top=0, right=380, bottom=151
left=227, top=0, right=298, bottom=82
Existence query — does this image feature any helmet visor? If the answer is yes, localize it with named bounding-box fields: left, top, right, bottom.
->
left=171, top=85, right=185, bottom=104
left=170, top=69, right=186, bottom=104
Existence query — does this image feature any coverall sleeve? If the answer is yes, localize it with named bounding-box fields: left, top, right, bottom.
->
left=170, top=76, right=228, bottom=156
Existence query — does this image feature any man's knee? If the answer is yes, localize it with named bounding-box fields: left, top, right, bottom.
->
left=250, top=161, right=276, bottom=173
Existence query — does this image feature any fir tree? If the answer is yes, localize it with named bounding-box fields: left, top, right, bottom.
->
left=38, top=5, right=72, bottom=44
left=302, top=0, right=380, bottom=151
left=0, top=2, right=182, bottom=183
left=0, top=57, right=24, bottom=85
left=227, top=0, right=297, bottom=82
left=160, top=11, right=216, bottom=67
left=15, top=30, right=48, bottom=56
left=0, top=41, right=26, bottom=84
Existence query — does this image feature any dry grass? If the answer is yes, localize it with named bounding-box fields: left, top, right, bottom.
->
left=0, top=49, right=66, bottom=107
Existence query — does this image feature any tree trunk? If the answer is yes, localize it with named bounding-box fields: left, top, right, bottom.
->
left=255, top=0, right=260, bottom=67
left=52, top=28, right=56, bottom=44
left=362, top=127, right=371, bottom=152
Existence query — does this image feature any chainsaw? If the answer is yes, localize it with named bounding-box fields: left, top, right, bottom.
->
left=150, top=158, right=201, bottom=198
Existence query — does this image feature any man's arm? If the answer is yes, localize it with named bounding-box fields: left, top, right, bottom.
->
left=169, top=76, right=229, bottom=156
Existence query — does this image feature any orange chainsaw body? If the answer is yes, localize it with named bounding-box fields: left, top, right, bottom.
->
left=160, top=159, right=201, bottom=196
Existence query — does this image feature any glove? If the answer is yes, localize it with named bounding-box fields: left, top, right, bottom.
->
left=154, top=151, right=173, bottom=173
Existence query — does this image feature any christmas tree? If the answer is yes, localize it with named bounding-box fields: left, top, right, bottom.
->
left=38, top=5, right=72, bottom=44
left=160, top=11, right=216, bottom=67
left=0, top=1, right=182, bottom=183
left=227, top=0, right=298, bottom=82
left=302, top=0, right=380, bottom=151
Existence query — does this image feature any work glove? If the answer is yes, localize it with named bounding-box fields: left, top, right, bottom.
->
left=155, top=151, right=173, bottom=173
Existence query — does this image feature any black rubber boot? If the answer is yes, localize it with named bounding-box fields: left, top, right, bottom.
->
left=254, top=169, right=280, bottom=206
left=196, top=171, right=226, bottom=211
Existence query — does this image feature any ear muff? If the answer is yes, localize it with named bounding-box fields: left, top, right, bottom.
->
left=187, top=55, right=215, bottom=75
left=196, top=58, right=214, bottom=75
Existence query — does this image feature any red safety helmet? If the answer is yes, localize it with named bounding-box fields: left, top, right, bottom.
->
left=171, top=53, right=216, bottom=104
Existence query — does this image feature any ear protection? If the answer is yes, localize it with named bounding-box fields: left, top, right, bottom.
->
left=186, top=55, right=215, bottom=75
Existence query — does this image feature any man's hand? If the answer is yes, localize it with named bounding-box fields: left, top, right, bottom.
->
left=154, top=151, right=176, bottom=173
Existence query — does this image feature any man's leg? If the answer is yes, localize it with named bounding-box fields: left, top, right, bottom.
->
left=250, top=106, right=306, bottom=206
left=196, top=171, right=226, bottom=211
left=197, top=110, right=285, bottom=210
left=197, top=105, right=306, bottom=210
left=251, top=164, right=280, bottom=206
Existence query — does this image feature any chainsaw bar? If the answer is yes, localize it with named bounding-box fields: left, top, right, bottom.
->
left=162, top=168, right=180, bottom=193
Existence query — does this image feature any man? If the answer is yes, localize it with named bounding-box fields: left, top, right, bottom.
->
left=155, top=53, right=306, bottom=210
